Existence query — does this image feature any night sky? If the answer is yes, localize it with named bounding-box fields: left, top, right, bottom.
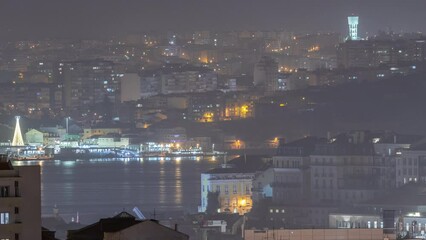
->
left=0, top=0, right=426, bottom=40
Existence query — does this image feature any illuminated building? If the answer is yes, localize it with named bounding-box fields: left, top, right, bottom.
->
left=348, top=16, right=360, bottom=41
left=223, top=92, right=258, bottom=120
left=60, top=60, right=120, bottom=116
left=200, top=156, right=269, bottom=215
left=337, top=39, right=426, bottom=69
left=0, top=154, right=41, bottom=240
left=139, top=64, right=217, bottom=96
left=155, top=127, right=187, bottom=143
left=25, top=129, right=60, bottom=147
left=0, top=82, right=58, bottom=117
left=187, top=92, right=223, bottom=122
left=82, top=128, right=122, bottom=139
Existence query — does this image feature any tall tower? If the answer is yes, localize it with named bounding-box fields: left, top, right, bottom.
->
left=12, top=116, right=25, bottom=146
left=348, top=16, right=359, bottom=40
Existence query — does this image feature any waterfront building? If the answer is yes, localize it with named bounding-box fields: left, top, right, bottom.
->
left=82, top=134, right=130, bottom=148
left=25, top=129, right=60, bottom=147
left=25, top=129, right=44, bottom=146
left=155, top=127, right=187, bottom=143
left=82, top=128, right=122, bottom=139
left=250, top=131, right=425, bottom=228
left=0, top=154, right=41, bottom=240
left=200, top=155, right=269, bottom=215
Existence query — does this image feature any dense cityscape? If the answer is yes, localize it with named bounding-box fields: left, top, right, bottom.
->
left=2, top=1, right=426, bottom=240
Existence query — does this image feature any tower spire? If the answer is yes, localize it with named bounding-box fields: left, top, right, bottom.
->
left=347, top=16, right=359, bottom=41
left=12, top=116, right=24, bottom=146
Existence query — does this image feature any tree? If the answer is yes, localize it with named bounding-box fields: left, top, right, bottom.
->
left=206, top=191, right=220, bottom=215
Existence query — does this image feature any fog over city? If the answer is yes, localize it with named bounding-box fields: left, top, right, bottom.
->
left=1, top=1, right=426, bottom=240
left=1, top=0, right=426, bottom=39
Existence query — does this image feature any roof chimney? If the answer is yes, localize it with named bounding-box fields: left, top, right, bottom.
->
left=0, top=154, right=8, bottom=162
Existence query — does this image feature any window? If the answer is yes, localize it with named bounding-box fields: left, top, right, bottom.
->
left=216, top=185, right=220, bottom=193
left=233, top=184, right=237, bottom=194
left=225, top=185, right=229, bottom=194
left=245, top=185, right=250, bottom=194
left=14, top=182, right=19, bottom=197
left=0, top=186, right=9, bottom=197
left=14, top=207, right=19, bottom=214
left=0, top=212, right=9, bottom=224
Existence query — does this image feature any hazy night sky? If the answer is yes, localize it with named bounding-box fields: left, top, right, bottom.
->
left=0, top=0, right=425, bottom=40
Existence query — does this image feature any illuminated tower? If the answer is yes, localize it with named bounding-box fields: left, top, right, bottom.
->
left=12, top=116, right=25, bottom=146
left=348, top=16, right=359, bottom=40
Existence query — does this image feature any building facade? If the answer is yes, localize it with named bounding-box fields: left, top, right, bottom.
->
left=0, top=155, right=41, bottom=240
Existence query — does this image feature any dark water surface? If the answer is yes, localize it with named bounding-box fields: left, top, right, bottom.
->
left=14, top=156, right=220, bottom=224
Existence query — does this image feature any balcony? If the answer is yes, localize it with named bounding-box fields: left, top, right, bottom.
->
left=0, top=222, right=22, bottom=233
left=0, top=196, right=22, bottom=205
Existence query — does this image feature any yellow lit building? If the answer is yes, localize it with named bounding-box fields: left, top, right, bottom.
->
left=199, top=156, right=269, bottom=215
left=224, top=103, right=254, bottom=120
left=200, top=170, right=254, bottom=215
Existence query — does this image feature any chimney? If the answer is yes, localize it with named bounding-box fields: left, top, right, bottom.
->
left=0, top=154, right=8, bottom=162
left=174, top=223, right=178, bottom=231
left=53, top=205, right=59, bottom=218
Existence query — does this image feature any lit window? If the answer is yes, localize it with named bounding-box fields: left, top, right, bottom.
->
left=0, top=212, right=9, bottom=224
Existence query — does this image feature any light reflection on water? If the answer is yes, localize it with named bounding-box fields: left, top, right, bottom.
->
left=14, top=156, right=220, bottom=224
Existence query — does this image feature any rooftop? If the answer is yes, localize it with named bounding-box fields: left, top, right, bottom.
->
left=205, top=155, right=270, bottom=174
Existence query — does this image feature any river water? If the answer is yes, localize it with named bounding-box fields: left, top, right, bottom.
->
left=14, top=156, right=221, bottom=224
